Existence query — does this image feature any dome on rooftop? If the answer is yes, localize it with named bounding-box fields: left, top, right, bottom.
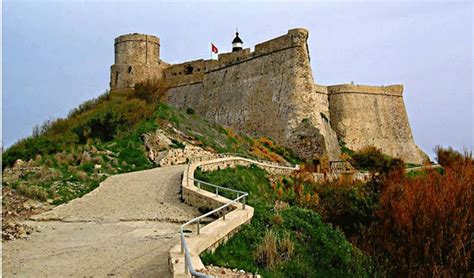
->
left=232, top=32, right=243, bottom=44
left=232, top=31, right=243, bottom=52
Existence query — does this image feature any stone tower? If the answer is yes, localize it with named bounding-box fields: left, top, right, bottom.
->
left=110, top=33, right=164, bottom=89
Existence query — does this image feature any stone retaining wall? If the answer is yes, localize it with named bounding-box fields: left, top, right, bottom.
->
left=168, top=156, right=297, bottom=277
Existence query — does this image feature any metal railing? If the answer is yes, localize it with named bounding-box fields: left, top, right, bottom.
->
left=179, top=189, right=247, bottom=277
left=179, top=154, right=298, bottom=277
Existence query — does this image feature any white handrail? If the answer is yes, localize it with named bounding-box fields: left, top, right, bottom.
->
left=179, top=154, right=298, bottom=277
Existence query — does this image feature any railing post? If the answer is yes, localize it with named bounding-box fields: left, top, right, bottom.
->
left=184, top=255, right=188, bottom=274
left=242, top=196, right=246, bottom=209
left=186, top=165, right=190, bottom=187
left=215, top=187, right=219, bottom=197
left=197, top=181, right=200, bottom=190
left=197, top=219, right=200, bottom=235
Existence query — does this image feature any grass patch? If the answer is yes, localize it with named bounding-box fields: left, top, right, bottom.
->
left=196, top=165, right=373, bottom=277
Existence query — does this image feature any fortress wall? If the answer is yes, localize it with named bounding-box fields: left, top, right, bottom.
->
left=314, top=84, right=330, bottom=116
left=167, top=29, right=341, bottom=160
left=328, top=84, right=428, bottom=164
left=163, top=59, right=209, bottom=87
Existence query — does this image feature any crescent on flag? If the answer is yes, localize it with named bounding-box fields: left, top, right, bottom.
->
left=211, top=43, right=218, bottom=54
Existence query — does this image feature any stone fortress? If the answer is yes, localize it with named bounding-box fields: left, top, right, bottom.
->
left=110, top=28, right=428, bottom=164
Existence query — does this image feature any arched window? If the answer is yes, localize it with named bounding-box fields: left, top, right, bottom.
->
left=128, top=66, right=133, bottom=74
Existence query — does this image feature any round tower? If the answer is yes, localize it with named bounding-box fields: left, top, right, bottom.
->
left=110, top=33, right=164, bottom=90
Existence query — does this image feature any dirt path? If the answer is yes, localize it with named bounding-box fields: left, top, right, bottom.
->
left=2, top=165, right=200, bottom=277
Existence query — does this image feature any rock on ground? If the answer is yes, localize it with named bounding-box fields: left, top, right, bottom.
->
left=198, top=265, right=261, bottom=278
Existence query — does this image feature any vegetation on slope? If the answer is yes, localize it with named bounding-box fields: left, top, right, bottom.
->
left=2, top=80, right=298, bottom=206
left=196, top=166, right=374, bottom=277
left=197, top=147, right=473, bottom=277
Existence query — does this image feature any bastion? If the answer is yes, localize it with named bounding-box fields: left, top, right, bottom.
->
left=109, top=29, right=428, bottom=164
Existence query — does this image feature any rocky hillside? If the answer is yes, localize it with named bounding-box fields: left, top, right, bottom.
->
left=2, top=86, right=299, bottom=240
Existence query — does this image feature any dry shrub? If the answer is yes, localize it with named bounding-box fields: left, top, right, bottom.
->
left=111, top=158, right=119, bottom=166
left=76, top=170, right=88, bottom=181
left=67, top=165, right=78, bottom=175
left=133, top=78, right=168, bottom=104
left=365, top=150, right=473, bottom=276
left=272, top=213, right=284, bottom=225
left=36, top=167, right=62, bottom=182
left=250, top=138, right=285, bottom=163
left=258, top=137, right=275, bottom=148
left=274, top=200, right=289, bottom=211
left=54, top=152, right=69, bottom=165
left=276, top=187, right=283, bottom=198
left=16, top=184, right=48, bottom=201
left=435, top=145, right=467, bottom=168
left=255, top=230, right=278, bottom=268
left=279, top=233, right=294, bottom=261
left=93, top=156, right=103, bottom=164
left=34, top=154, right=42, bottom=162
left=291, top=166, right=315, bottom=205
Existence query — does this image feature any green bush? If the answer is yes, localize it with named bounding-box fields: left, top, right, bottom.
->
left=350, top=146, right=404, bottom=173
left=314, top=181, right=379, bottom=239
left=197, top=166, right=373, bottom=277
left=339, top=139, right=354, bottom=156
left=133, top=78, right=167, bottom=103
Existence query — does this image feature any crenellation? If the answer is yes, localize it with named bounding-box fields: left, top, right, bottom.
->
left=217, top=48, right=252, bottom=66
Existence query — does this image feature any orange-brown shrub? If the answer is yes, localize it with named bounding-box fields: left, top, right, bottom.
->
left=365, top=151, right=473, bottom=276
left=435, top=145, right=467, bottom=168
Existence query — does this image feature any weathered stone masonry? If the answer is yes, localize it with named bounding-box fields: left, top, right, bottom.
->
left=109, top=29, right=428, bottom=164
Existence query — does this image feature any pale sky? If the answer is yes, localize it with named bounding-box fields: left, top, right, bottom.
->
left=3, top=1, right=473, bottom=159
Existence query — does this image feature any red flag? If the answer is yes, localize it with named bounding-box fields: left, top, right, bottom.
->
left=211, top=43, right=218, bottom=54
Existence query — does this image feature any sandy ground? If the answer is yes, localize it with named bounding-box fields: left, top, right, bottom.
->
left=2, top=165, right=200, bottom=277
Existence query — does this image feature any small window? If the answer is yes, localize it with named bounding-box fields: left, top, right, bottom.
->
left=128, top=66, right=132, bottom=74
left=184, top=65, right=193, bottom=75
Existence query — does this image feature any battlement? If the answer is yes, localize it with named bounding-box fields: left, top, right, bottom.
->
left=115, top=33, right=160, bottom=46
left=162, top=59, right=217, bottom=87
left=327, top=84, right=404, bottom=97
left=255, top=28, right=309, bottom=55
left=161, top=29, right=310, bottom=88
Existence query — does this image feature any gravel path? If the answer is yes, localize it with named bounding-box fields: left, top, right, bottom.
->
left=3, top=165, right=200, bottom=277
